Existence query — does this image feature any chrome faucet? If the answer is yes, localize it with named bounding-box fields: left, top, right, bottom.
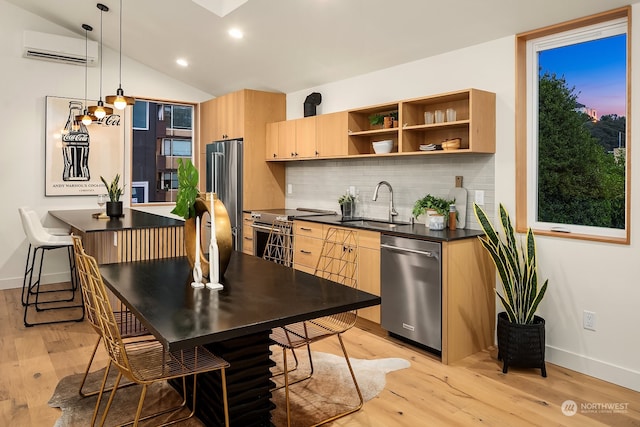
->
left=372, top=181, right=398, bottom=223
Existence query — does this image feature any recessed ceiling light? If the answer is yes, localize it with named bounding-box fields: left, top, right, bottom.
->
left=228, top=28, right=243, bottom=39
left=176, top=58, right=189, bottom=67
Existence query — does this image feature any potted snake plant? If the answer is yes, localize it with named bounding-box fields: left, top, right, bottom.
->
left=100, top=174, right=124, bottom=218
left=474, top=202, right=549, bottom=377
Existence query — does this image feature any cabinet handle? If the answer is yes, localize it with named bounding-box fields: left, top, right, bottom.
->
left=290, top=152, right=295, bottom=157
left=300, top=227, right=312, bottom=231
left=300, top=250, right=312, bottom=254
left=244, top=236, right=253, bottom=241
left=315, top=151, right=319, bottom=156
left=273, top=153, right=277, bottom=158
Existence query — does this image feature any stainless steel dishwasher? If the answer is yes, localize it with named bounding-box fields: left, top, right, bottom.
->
left=381, top=235, right=442, bottom=353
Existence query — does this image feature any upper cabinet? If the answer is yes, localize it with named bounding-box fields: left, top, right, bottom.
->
left=200, top=89, right=287, bottom=210
left=316, top=112, right=348, bottom=157
left=266, top=88, right=495, bottom=161
left=201, top=90, right=244, bottom=142
left=266, top=112, right=349, bottom=160
left=400, top=89, right=495, bottom=154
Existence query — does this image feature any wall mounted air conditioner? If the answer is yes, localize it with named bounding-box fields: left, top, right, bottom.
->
left=23, top=30, right=98, bottom=66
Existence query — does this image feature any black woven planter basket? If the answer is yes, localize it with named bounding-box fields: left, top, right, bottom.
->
left=497, top=311, right=547, bottom=377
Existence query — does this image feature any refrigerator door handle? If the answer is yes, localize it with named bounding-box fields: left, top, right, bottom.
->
left=211, top=151, right=224, bottom=195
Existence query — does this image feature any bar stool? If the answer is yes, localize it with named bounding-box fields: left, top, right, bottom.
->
left=18, top=207, right=84, bottom=327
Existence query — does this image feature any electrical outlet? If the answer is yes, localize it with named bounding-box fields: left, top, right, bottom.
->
left=287, top=184, right=292, bottom=194
left=475, top=190, right=485, bottom=206
left=583, top=310, right=596, bottom=331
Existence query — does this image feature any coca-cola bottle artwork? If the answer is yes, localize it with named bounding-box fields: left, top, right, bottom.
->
left=61, top=101, right=90, bottom=181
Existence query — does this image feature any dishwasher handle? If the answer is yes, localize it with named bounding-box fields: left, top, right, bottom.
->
left=381, top=243, right=439, bottom=259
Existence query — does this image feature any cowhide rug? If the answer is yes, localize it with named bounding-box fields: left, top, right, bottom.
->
left=49, top=351, right=410, bottom=426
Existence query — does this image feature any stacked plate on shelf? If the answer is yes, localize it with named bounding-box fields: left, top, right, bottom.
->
left=419, top=144, right=436, bottom=151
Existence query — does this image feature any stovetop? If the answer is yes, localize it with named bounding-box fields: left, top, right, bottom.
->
left=250, top=208, right=336, bottom=223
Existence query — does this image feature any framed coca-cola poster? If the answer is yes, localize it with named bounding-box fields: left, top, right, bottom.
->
left=45, top=96, right=124, bottom=196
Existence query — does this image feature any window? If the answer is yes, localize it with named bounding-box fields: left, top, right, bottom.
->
left=161, top=138, right=192, bottom=157
left=132, top=101, right=149, bottom=130
left=516, top=7, right=630, bottom=244
left=131, top=99, right=195, bottom=204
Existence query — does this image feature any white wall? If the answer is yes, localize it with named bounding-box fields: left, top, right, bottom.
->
left=0, top=0, right=212, bottom=290
left=285, top=16, right=640, bottom=391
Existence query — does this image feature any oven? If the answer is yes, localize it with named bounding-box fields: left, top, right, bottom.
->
left=251, top=219, right=280, bottom=258
left=249, top=209, right=336, bottom=259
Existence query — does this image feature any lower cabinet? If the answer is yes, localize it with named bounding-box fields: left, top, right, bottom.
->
left=291, top=220, right=495, bottom=364
left=293, top=220, right=381, bottom=323
left=357, top=233, right=381, bottom=323
left=241, top=213, right=254, bottom=256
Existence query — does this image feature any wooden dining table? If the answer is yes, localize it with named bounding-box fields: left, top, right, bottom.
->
left=98, top=252, right=380, bottom=427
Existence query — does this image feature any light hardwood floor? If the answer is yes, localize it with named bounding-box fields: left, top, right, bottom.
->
left=1, top=285, right=638, bottom=426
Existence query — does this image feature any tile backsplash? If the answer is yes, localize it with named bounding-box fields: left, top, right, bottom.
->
left=285, top=154, right=495, bottom=230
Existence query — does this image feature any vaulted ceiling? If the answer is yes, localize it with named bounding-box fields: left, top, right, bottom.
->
left=7, top=0, right=633, bottom=96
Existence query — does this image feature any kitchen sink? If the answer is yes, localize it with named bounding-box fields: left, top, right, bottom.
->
left=339, top=218, right=412, bottom=231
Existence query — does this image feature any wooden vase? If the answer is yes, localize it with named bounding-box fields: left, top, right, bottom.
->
left=184, top=193, right=232, bottom=279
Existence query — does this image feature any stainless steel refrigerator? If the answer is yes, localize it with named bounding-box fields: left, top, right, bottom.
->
left=206, top=138, right=243, bottom=252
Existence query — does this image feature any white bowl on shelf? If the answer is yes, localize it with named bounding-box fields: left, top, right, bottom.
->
left=372, top=139, right=393, bottom=154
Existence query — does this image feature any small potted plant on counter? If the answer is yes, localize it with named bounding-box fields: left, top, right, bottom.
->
left=412, top=194, right=455, bottom=227
left=338, top=192, right=355, bottom=219
left=100, top=174, right=124, bottom=218
left=474, top=202, right=549, bottom=377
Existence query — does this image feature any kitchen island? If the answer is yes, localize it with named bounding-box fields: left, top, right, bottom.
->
left=49, top=208, right=185, bottom=264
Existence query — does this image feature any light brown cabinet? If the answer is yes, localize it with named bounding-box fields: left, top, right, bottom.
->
left=266, top=112, right=349, bottom=160
left=316, top=111, right=348, bottom=157
left=292, top=220, right=496, bottom=365
left=292, top=221, right=381, bottom=323
left=201, top=90, right=243, bottom=142
left=441, top=237, right=495, bottom=365
left=199, top=89, right=286, bottom=210
left=266, top=117, right=314, bottom=160
left=241, top=213, right=254, bottom=256
left=266, top=88, right=495, bottom=161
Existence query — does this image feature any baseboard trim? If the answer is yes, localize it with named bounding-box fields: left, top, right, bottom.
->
left=547, top=345, right=640, bottom=392
left=0, top=272, right=70, bottom=291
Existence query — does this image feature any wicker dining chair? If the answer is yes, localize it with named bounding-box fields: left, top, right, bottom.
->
left=74, top=242, right=230, bottom=427
left=72, top=235, right=150, bottom=398
left=270, top=227, right=363, bottom=427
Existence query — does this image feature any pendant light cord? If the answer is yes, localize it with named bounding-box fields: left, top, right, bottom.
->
left=83, top=25, right=90, bottom=109
left=99, top=8, right=103, bottom=100
left=119, top=0, right=123, bottom=89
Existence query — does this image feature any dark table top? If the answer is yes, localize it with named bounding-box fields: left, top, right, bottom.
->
left=99, top=253, right=381, bottom=351
left=49, top=208, right=184, bottom=233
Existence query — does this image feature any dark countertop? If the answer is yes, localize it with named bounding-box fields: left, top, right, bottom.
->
left=49, top=208, right=184, bottom=233
left=293, top=214, right=484, bottom=242
left=99, top=254, right=381, bottom=351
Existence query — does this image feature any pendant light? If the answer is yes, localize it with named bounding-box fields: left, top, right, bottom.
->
left=105, top=0, right=135, bottom=109
left=88, top=3, right=113, bottom=120
left=75, top=24, right=95, bottom=126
